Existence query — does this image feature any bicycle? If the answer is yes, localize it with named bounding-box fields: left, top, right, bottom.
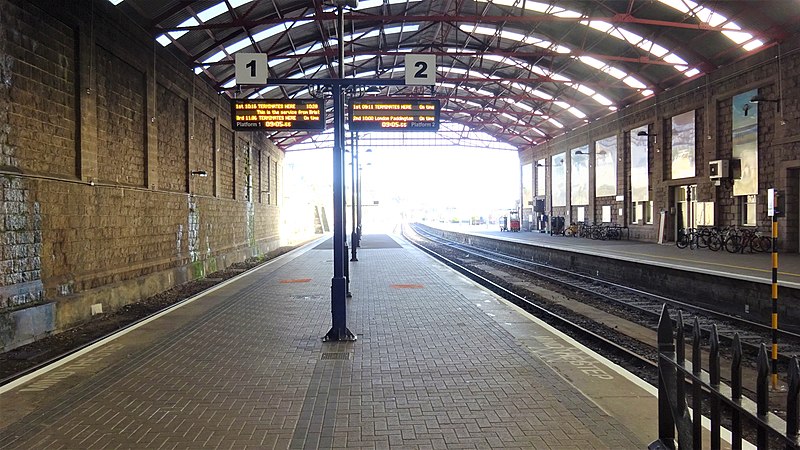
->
left=724, top=229, right=772, bottom=253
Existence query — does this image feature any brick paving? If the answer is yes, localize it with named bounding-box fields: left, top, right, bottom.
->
left=0, top=235, right=643, bottom=449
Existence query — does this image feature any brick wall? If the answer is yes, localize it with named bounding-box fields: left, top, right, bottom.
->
left=0, top=0, right=286, bottom=350
left=97, top=46, right=146, bottom=187
left=3, top=1, right=76, bottom=177
left=191, top=107, right=215, bottom=197
left=157, top=83, right=188, bottom=194
left=219, top=127, right=235, bottom=199
left=521, top=34, right=800, bottom=251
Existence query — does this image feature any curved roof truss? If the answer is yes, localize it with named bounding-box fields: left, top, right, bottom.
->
left=110, top=0, right=798, bottom=150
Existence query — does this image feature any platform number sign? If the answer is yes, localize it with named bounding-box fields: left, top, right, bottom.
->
left=235, top=53, right=268, bottom=85
left=405, top=54, right=436, bottom=86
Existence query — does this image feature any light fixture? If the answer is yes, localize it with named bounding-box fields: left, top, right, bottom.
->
left=637, top=130, right=657, bottom=144
left=750, top=94, right=780, bottom=112
left=333, top=0, right=358, bottom=8
left=191, top=170, right=208, bottom=177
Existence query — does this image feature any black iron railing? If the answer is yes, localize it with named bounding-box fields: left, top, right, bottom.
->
left=651, top=305, right=799, bottom=450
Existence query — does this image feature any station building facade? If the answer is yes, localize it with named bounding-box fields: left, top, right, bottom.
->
left=520, top=35, right=800, bottom=253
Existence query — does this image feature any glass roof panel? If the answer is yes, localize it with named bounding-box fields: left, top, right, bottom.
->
left=657, top=0, right=762, bottom=51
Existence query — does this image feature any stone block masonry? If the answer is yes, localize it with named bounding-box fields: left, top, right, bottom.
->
left=0, top=0, right=287, bottom=350
left=0, top=177, right=43, bottom=308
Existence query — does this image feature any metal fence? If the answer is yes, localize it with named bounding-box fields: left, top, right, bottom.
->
left=651, top=305, right=799, bottom=450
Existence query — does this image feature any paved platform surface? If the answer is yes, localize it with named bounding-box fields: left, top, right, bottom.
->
left=0, top=234, right=654, bottom=449
left=431, top=223, right=800, bottom=288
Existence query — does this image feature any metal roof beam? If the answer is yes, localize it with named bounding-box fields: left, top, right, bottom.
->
left=158, top=13, right=741, bottom=33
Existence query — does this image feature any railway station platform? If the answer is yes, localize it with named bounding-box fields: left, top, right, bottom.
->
left=0, top=234, right=653, bottom=449
left=427, top=222, right=800, bottom=289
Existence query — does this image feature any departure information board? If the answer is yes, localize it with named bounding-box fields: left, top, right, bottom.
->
left=349, top=99, right=440, bottom=131
left=231, top=99, right=325, bottom=131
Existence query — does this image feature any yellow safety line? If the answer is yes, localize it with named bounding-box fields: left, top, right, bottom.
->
left=605, top=250, right=800, bottom=279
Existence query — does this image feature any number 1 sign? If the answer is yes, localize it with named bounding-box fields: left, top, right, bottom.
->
left=235, top=53, right=268, bottom=85
left=405, top=54, right=436, bottom=86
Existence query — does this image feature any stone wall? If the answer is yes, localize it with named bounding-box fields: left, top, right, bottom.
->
left=520, top=35, right=800, bottom=251
left=0, top=0, right=285, bottom=350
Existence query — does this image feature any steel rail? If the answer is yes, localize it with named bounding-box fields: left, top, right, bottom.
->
left=410, top=224, right=800, bottom=361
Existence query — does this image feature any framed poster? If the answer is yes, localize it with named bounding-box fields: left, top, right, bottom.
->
left=732, top=90, right=758, bottom=196
left=630, top=125, right=649, bottom=202
left=595, top=136, right=617, bottom=197
left=552, top=153, right=566, bottom=207
left=570, top=146, right=589, bottom=205
left=671, top=110, right=696, bottom=179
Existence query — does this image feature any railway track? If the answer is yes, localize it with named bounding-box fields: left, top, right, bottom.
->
left=404, top=223, right=800, bottom=368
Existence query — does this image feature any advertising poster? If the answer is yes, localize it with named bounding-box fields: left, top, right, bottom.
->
left=522, top=163, right=533, bottom=208
left=732, top=90, right=758, bottom=196
left=671, top=110, right=696, bottom=179
left=536, top=159, right=546, bottom=196
left=570, top=146, right=589, bottom=205
left=595, top=136, right=617, bottom=197
left=552, top=153, right=566, bottom=207
left=630, top=125, right=649, bottom=202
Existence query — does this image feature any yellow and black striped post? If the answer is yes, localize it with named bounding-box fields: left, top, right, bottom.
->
left=770, top=196, right=779, bottom=389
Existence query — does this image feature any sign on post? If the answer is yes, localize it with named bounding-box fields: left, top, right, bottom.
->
left=349, top=99, right=440, bottom=131
left=231, top=99, right=325, bottom=131
left=235, top=53, right=268, bottom=85
left=405, top=54, right=436, bottom=86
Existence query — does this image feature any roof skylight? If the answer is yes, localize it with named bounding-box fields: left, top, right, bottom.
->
left=658, top=0, right=764, bottom=51
left=478, top=0, right=707, bottom=78
left=461, top=24, right=650, bottom=94
left=459, top=25, right=570, bottom=54
left=156, top=0, right=255, bottom=46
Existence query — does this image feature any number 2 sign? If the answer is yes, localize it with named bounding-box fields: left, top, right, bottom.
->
left=235, top=53, right=268, bottom=85
left=405, top=54, right=436, bottom=86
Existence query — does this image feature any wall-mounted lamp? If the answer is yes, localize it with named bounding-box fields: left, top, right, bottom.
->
left=637, top=130, right=657, bottom=144
left=750, top=94, right=781, bottom=112
left=191, top=170, right=208, bottom=177
left=333, top=0, right=359, bottom=7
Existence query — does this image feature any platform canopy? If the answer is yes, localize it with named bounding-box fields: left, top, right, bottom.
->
left=111, top=0, right=798, bottom=150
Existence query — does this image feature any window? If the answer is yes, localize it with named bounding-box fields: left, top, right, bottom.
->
left=741, top=194, right=757, bottom=226
left=630, top=201, right=652, bottom=224
left=602, top=205, right=612, bottom=223
left=695, top=202, right=715, bottom=226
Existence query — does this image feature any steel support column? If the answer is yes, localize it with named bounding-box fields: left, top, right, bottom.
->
left=324, top=3, right=354, bottom=341
left=350, top=131, right=359, bottom=261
